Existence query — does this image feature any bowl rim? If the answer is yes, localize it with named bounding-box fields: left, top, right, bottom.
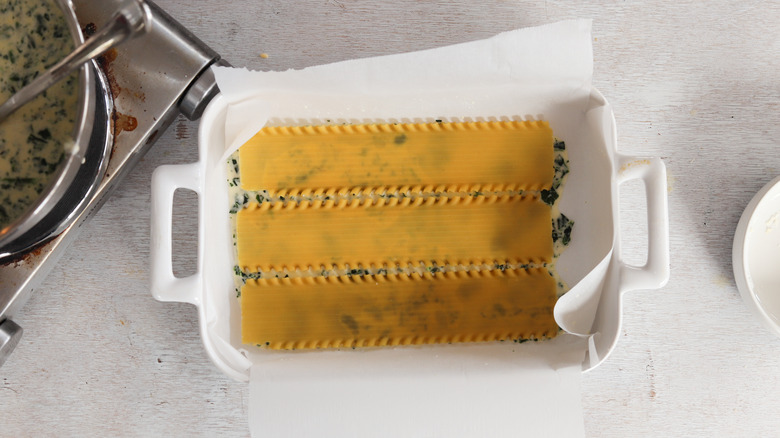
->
left=732, top=175, right=780, bottom=338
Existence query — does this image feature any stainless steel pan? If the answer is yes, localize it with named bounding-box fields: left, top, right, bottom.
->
left=0, top=0, right=225, bottom=366
left=0, top=0, right=108, bottom=260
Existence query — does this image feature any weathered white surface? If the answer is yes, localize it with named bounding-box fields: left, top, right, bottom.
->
left=1, top=0, right=780, bottom=436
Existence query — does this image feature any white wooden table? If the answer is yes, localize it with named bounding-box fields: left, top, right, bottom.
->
left=2, top=1, right=780, bottom=436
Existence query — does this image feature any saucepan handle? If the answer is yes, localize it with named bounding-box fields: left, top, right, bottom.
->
left=150, top=162, right=202, bottom=305
left=615, top=154, right=670, bottom=292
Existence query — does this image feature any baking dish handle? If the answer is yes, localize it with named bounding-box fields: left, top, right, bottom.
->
left=615, top=155, right=670, bottom=292
left=150, top=162, right=202, bottom=306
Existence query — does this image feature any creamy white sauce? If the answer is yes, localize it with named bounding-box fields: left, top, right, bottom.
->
left=0, top=0, right=78, bottom=229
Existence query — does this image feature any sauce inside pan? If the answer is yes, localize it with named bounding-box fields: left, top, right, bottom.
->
left=0, top=0, right=78, bottom=229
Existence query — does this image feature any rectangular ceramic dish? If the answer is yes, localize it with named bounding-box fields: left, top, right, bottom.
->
left=149, top=84, right=668, bottom=381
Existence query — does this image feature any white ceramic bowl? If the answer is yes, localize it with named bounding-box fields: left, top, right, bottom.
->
left=733, top=176, right=780, bottom=338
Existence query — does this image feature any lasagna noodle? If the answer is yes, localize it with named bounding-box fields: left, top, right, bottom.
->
left=236, top=196, right=553, bottom=272
left=235, top=118, right=562, bottom=348
left=238, top=120, right=554, bottom=192
left=241, top=268, right=558, bottom=348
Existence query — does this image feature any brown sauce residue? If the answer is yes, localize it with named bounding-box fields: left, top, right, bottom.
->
left=0, top=236, right=50, bottom=267
left=83, top=22, right=121, bottom=99
left=99, top=47, right=118, bottom=66
left=82, top=22, right=97, bottom=38
left=88, top=26, right=136, bottom=140
left=84, top=21, right=145, bottom=163
left=97, top=48, right=121, bottom=98
left=112, top=112, right=138, bottom=135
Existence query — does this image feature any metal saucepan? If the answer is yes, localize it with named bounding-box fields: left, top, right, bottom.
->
left=0, top=0, right=101, bottom=261
left=0, top=0, right=148, bottom=261
left=0, top=0, right=225, bottom=367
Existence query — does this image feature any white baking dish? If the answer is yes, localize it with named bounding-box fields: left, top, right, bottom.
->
left=149, top=81, right=669, bottom=380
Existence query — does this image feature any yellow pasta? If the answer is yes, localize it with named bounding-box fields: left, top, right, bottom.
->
left=238, top=120, right=554, bottom=193
left=241, top=268, right=558, bottom=349
left=233, top=119, right=565, bottom=349
left=236, top=193, right=552, bottom=272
